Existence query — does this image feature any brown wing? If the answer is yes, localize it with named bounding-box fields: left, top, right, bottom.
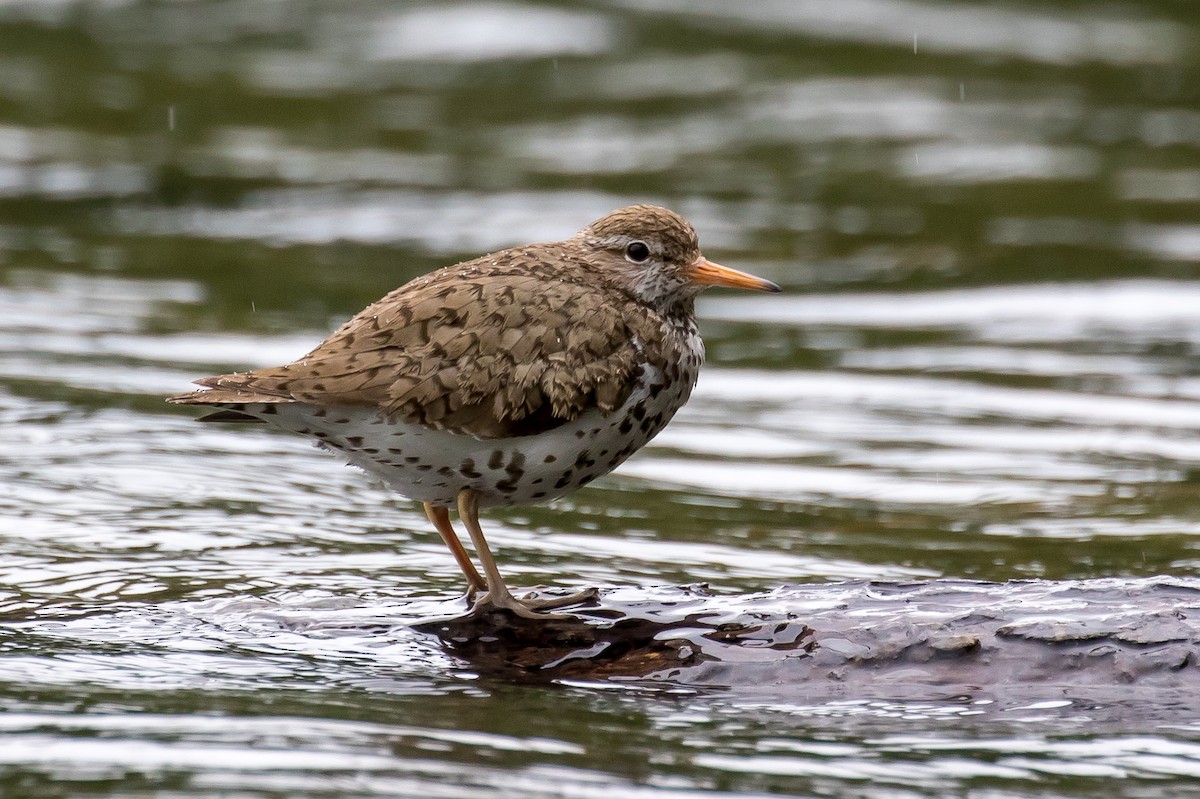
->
left=169, top=247, right=659, bottom=439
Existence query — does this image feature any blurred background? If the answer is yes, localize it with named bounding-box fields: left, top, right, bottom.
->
left=3, top=1, right=1200, bottom=797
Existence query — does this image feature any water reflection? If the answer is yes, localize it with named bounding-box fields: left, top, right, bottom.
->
left=628, top=0, right=1188, bottom=65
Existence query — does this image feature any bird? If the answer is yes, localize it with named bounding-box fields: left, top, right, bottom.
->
left=169, top=204, right=780, bottom=618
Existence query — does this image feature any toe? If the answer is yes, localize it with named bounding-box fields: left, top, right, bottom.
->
left=519, top=586, right=599, bottom=610
left=470, top=589, right=586, bottom=619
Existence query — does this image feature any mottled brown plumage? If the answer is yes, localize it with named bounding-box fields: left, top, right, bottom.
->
left=181, top=246, right=666, bottom=439
left=169, top=204, right=780, bottom=618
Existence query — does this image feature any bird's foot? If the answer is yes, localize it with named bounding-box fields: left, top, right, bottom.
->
left=470, top=586, right=598, bottom=620
left=519, top=586, right=599, bottom=610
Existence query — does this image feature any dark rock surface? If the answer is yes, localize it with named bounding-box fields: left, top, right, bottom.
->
left=413, top=578, right=1200, bottom=699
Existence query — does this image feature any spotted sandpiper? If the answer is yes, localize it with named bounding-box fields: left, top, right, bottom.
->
left=169, top=204, right=780, bottom=617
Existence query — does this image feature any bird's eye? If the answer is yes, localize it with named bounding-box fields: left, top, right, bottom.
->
left=625, top=241, right=651, bottom=263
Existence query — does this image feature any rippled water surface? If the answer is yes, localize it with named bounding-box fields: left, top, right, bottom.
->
left=3, top=1, right=1200, bottom=796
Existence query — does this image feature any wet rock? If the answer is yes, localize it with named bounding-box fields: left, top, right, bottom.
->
left=412, top=578, right=1200, bottom=699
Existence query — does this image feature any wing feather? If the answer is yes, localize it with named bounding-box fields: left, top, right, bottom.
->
left=169, top=246, right=661, bottom=439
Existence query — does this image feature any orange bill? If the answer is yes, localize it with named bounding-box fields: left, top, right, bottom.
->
left=688, top=257, right=781, bottom=292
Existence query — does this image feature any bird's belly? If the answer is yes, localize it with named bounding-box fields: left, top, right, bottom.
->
left=249, top=363, right=693, bottom=508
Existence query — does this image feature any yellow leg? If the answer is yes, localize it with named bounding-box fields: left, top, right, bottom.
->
left=423, top=502, right=486, bottom=592
left=455, top=488, right=597, bottom=618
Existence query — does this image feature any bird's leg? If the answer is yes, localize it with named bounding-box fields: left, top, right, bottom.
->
left=456, top=488, right=543, bottom=618
left=423, top=502, right=486, bottom=594
left=456, top=488, right=595, bottom=618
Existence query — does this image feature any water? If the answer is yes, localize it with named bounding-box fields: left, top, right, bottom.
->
left=2, top=0, right=1200, bottom=796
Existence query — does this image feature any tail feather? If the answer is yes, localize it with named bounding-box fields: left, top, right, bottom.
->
left=167, top=388, right=296, bottom=405
left=168, top=382, right=298, bottom=424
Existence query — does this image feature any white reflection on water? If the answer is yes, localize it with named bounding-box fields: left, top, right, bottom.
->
left=620, top=457, right=1083, bottom=505
left=647, top=281, right=1200, bottom=513
left=621, top=0, right=1186, bottom=65
left=367, top=3, right=615, bottom=62
left=695, top=751, right=1030, bottom=781
left=629, top=368, right=1197, bottom=509
left=199, top=127, right=454, bottom=186
left=873, top=735, right=1200, bottom=779
left=1116, top=169, right=1200, bottom=203
left=899, top=142, right=1100, bottom=184
left=113, top=188, right=635, bottom=252
left=0, top=271, right=202, bottom=334
left=698, top=370, right=1200, bottom=429
left=1126, top=223, right=1200, bottom=264
left=702, top=280, right=1200, bottom=340
left=509, top=78, right=1102, bottom=183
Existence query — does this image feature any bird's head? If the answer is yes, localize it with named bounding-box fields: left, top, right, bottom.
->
left=575, top=204, right=780, bottom=310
